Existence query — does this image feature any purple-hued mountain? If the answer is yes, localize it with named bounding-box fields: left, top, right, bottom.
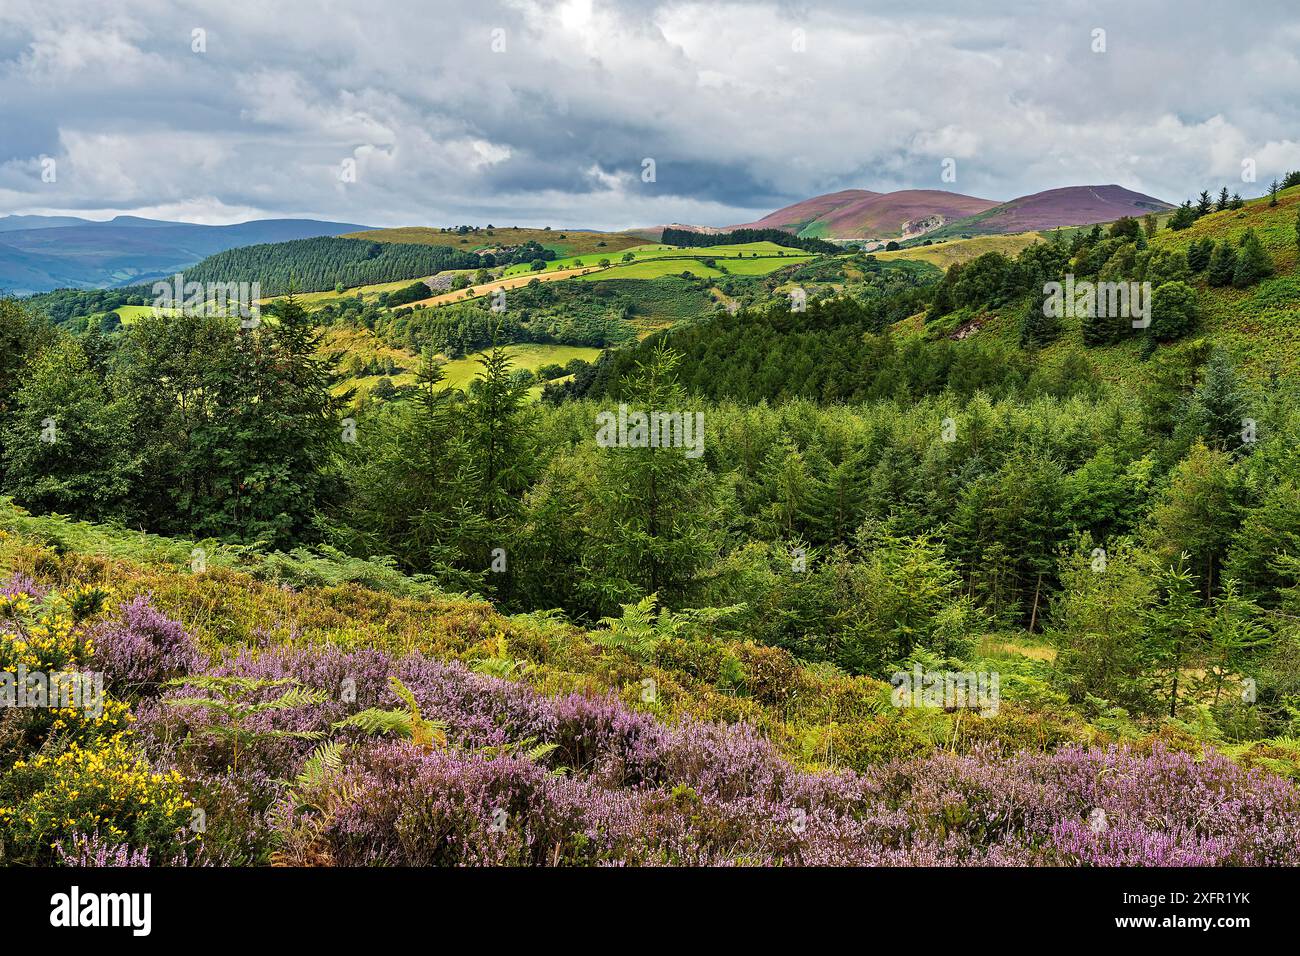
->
left=664, top=183, right=1172, bottom=244
left=938, top=184, right=1174, bottom=237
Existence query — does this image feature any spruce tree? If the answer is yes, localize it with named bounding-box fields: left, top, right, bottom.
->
left=1144, top=555, right=1207, bottom=717
left=1232, top=229, right=1274, bottom=287
left=1187, top=349, right=1248, bottom=452
left=1020, top=294, right=1060, bottom=347
left=580, top=344, right=723, bottom=613
left=1206, top=240, right=1237, bottom=287
left=462, top=336, right=537, bottom=585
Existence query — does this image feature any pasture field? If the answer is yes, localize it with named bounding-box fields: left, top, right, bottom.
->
left=721, top=255, right=813, bottom=275
left=874, top=232, right=1045, bottom=269
left=437, top=343, right=602, bottom=389
left=405, top=265, right=606, bottom=309
left=581, top=258, right=725, bottom=280
left=106, top=304, right=160, bottom=325
left=334, top=337, right=601, bottom=402
left=259, top=275, right=440, bottom=307
left=502, top=240, right=813, bottom=277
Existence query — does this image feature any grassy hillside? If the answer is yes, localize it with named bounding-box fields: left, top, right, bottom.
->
left=875, top=232, right=1045, bottom=270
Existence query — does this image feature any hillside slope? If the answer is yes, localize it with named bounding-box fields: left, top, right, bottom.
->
left=924, top=185, right=1172, bottom=242
left=3, top=502, right=1298, bottom=867
left=730, top=188, right=881, bottom=233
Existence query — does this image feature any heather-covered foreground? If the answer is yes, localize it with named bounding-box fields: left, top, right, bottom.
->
left=5, top=561, right=1299, bottom=867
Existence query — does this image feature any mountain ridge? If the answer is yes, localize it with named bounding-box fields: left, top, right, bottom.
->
left=673, top=183, right=1174, bottom=245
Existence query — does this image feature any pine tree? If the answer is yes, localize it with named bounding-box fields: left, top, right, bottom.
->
left=1269, top=179, right=1280, bottom=206
left=1232, top=229, right=1274, bottom=287
left=1187, top=349, right=1247, bottom=452
left=461, top=335, right=537, bottom=586
left=334, top=356, right=482, bottom=582
left=1020, top=294, right=1060, bottom=347
left=1186, top=237, right=1213, bottom=272
left=1196, top=190, right=1213, bottom=216
left=1168, top=201, right=1197, bottom=230
left=1203, top=580, right=1267, bottom=705
left=580, top=344, right=723, bottom=612
left=1144, top=555, right=1207, bottom=717
left=1216, top=187, right=1231, bottom=211
left=1206, top=240, right=1237, bottom=287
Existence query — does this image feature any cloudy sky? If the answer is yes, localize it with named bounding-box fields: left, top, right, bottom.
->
left=1, top=0, right=1298, bottom=229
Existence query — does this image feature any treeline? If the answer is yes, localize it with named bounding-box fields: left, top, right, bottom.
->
left=660, top=226, right=841, bottom=254
left=549, top=292, right=1093, bottom=406
left=181, top=236, right=482, bottom=295
left=24, top=286, right=151, bottom=328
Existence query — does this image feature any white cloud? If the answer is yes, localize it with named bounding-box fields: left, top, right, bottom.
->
left=0, top=0, right=1296, bottom=228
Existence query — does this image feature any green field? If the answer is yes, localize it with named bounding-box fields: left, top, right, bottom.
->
left=580, top=258, right=725, bottom=280
left=343, top=342, right=602, bottom=403
left=875, top=232, right=1045, bottom=270
left=503, top=241, right=813, bottom=278
left=266, top=275, right=439, bottom=307
left=437, top=343, right=601, bottom=389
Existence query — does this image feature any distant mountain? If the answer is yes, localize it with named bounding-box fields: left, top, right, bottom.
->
left=731, top=189, right=882, bottom=234
left=716, top=184, right=1173, bottom=244
left=913, top=185, right=1174, bottom=243
left=728, top=188, right=997, bottom=242
left=0, top=215, right=96, bottom=232
left=0, top=217, right=371, bottom=294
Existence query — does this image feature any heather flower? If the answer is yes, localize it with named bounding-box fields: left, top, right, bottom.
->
left=92, top=595, right=203, bottom=694
left=1, top=573, right=45, bottom=600
left=55, top=831, right=153, bottom=867
left=130, top=641, right=1300, bottom=867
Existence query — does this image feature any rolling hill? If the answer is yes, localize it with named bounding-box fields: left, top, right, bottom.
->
left=730, top=188, right=881, bottom=233
left=728, top=188, right=997, bottom=242
left=920, top=184, right=1173, bottom=242
left=716, top=184, right=1173, bottom=244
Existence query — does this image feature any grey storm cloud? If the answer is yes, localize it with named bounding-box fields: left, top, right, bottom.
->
left=0, top=0, right=1298, bottom=228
